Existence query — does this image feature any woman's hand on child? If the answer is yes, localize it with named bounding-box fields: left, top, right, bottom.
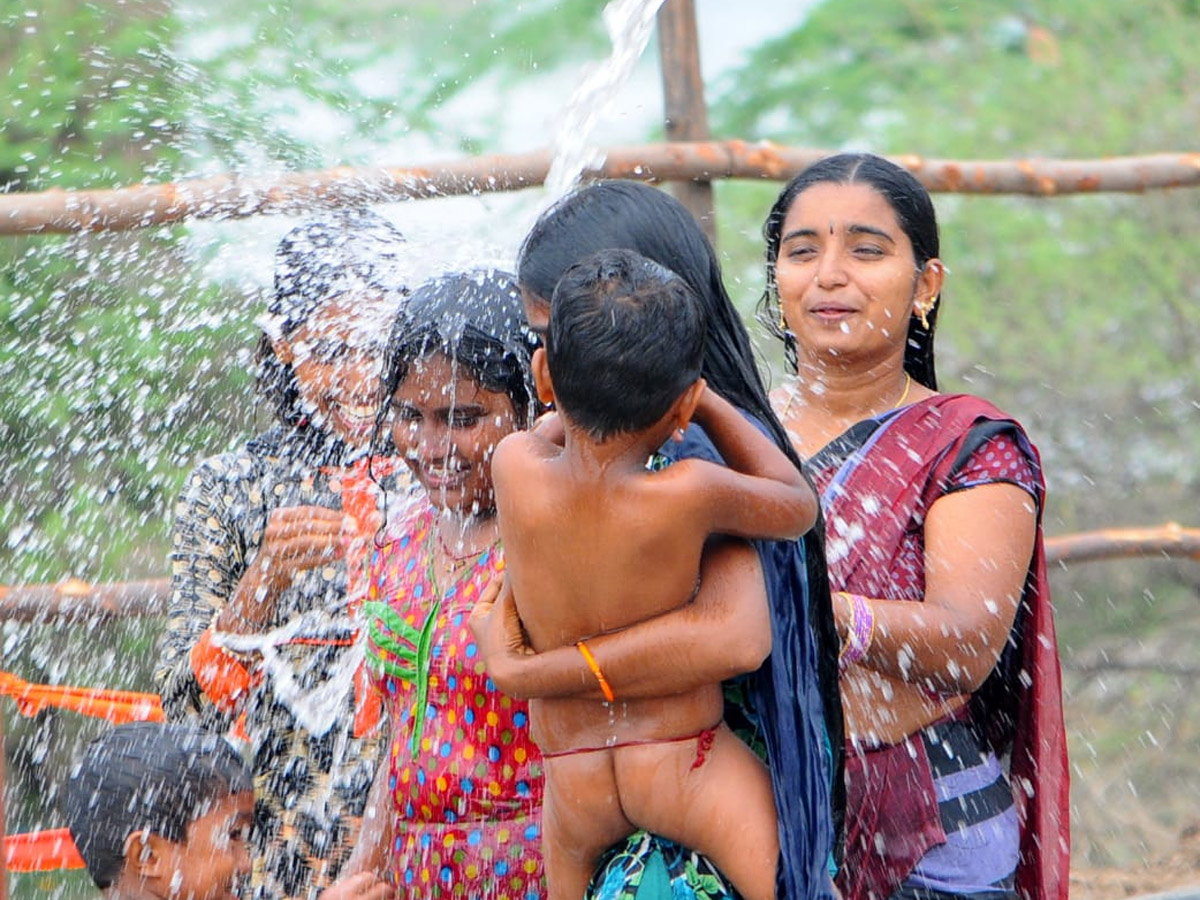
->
left=470, top=576, right=535, bottom=691
left=470, top=576, right=533, bottom=656
left=319, top=871, right=392, bottom=900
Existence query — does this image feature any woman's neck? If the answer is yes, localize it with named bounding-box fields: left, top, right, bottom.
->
left=779, top=355, right=923, bottom=458
left=791, top=356, right=913, bottom=423
left=435, top=508, right=500, bottom=557
left=429, top=508, right=500, bottom=589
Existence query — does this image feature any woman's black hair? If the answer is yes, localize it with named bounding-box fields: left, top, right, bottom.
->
left=758, top=153, right=942, bottom=389
left=369, top=268, right=538, bottom=462
left=518, top=180, right=795, bottom=456
left=256, top=208, right=409, bottom=427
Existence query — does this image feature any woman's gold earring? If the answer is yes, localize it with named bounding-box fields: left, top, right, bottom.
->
left=918, top=303, right=932, bottom=330
left=779, top=310, right=787, bottom=332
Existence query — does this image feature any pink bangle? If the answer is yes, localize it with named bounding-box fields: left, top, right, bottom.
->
left=836, top=592, right=876, bottom=669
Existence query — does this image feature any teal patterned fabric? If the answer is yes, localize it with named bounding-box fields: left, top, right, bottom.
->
left=589, top=832, right=739, bottom=900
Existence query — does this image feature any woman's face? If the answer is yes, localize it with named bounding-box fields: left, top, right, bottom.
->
left=390, top=352, right=518, bottom=515
left=275, top=299, right=386, bottom=447
left=774, top=181, right=939, bottom=368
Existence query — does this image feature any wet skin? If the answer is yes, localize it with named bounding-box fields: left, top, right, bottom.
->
left=147, top=791, right=253, bottom=900
left=273, top=298, right=387, bottom=449
left=771, top=180, right=1032, bottom=744
left=389, top=351, right=518, bottom=518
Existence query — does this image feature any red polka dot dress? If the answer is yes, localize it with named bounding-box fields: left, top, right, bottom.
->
left=365, top=506, right=545, bottom=899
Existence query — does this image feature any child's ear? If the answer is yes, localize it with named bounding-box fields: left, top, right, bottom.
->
left=123, top=830, right=167, bottom=879
left=531, top=348, right=556, bottom=407
left=671, top=378, right=706, bottom=437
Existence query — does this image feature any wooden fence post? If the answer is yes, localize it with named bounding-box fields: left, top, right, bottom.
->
left=656, top=0, right=716, bottom=241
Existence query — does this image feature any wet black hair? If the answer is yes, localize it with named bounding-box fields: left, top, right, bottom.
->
left=61, top=722, right=251, bottom=890
left=547, top=248, right=705, bottom=442
left=256, top=208, right=409, bottom=427
left=370, top=268, right=538, bottom=459
left=517, top=180, right=792, bottom=452
left=759, top=152, right=942, bottom=389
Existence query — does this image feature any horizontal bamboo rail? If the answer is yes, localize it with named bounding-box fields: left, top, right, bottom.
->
left=1, top=143, right=1198, bottom=235
left=1044, top=523, right=1200, bottom=565
left=0, top=578, right=168, bottom=625
left=1, top=524, right=1195, bottom=625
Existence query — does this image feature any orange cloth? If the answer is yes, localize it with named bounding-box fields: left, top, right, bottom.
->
left=352, top=660, right=381, bottom=738
left=0, top=671, right=249, bottom=874
left=328, top=456, right=393, bottom=738
left=189, top=628, right=253, bottom=715
left=0, top=670, right=163, bottom=725
left=4, top=828, right=86, bottom=872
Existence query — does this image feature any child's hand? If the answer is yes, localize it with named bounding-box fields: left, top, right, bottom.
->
left=689, top=380, right=725, bottom=423
left=320, top=872, right=392, bottom=900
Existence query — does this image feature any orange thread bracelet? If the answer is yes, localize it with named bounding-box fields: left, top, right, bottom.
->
left=575, top=640, right=615, bottom=703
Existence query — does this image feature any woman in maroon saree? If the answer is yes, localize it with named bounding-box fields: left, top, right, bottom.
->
left=760, top=153, right=1069, bottom=900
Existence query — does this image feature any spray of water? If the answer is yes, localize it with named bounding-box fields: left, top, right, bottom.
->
left=543, top=0, right=668, bottom=200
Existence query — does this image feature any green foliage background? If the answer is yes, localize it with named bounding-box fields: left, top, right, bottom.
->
left=3, top=1, right=1199, bottom=895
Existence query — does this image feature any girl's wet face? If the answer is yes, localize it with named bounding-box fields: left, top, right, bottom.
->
left=774, top=182, right=938, bottom=367
left=390, top=352, right=518, bottom=515
left=276, top=299, right=387, bottom=447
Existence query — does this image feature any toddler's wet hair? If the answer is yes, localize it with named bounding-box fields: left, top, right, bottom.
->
left=61, top=722, right=251, bottom=889
left=547, top=248, right=706, bottom=441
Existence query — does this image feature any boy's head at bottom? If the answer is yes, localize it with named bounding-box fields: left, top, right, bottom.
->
left=541, top=247, right=707, bottom=445
left=62, top=722, right=253, bottom=900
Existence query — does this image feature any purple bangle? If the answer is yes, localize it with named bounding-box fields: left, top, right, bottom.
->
left=837, top=592, right=876, bottom=669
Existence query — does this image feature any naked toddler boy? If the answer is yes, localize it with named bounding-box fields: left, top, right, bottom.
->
left=491, top=248, right=820, bottom=900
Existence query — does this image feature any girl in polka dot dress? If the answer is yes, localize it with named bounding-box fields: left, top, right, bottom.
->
left=344, top=268, right=544, bottom=900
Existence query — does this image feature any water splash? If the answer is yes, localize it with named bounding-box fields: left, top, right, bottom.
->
left=215, top=619, right=364, bottom=738
left=543, top=0, right=667, bottom=200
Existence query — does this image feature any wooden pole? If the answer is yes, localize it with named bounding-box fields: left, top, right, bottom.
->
left=1044, top=523, right=1200, bottom=565
left=0, top=578, right=169, bottom=625
left=656, top=0, right=716, bottom=241
left=0, top=523, right=1195, bottom=624
left=1, top=145, right=1199, bottom=235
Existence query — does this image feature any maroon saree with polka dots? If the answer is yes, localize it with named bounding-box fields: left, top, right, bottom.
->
left=807, top=394, right=1069, bottom=900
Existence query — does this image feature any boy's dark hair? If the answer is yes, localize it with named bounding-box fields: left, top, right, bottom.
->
left=546, top=248, right=705, bottom=442
left=61, top=722, right=252, bottom=890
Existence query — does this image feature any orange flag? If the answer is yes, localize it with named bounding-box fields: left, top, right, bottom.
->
left=0, top=671, right=163, bottom=725
left=4, top=829, right=86, bottom=873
